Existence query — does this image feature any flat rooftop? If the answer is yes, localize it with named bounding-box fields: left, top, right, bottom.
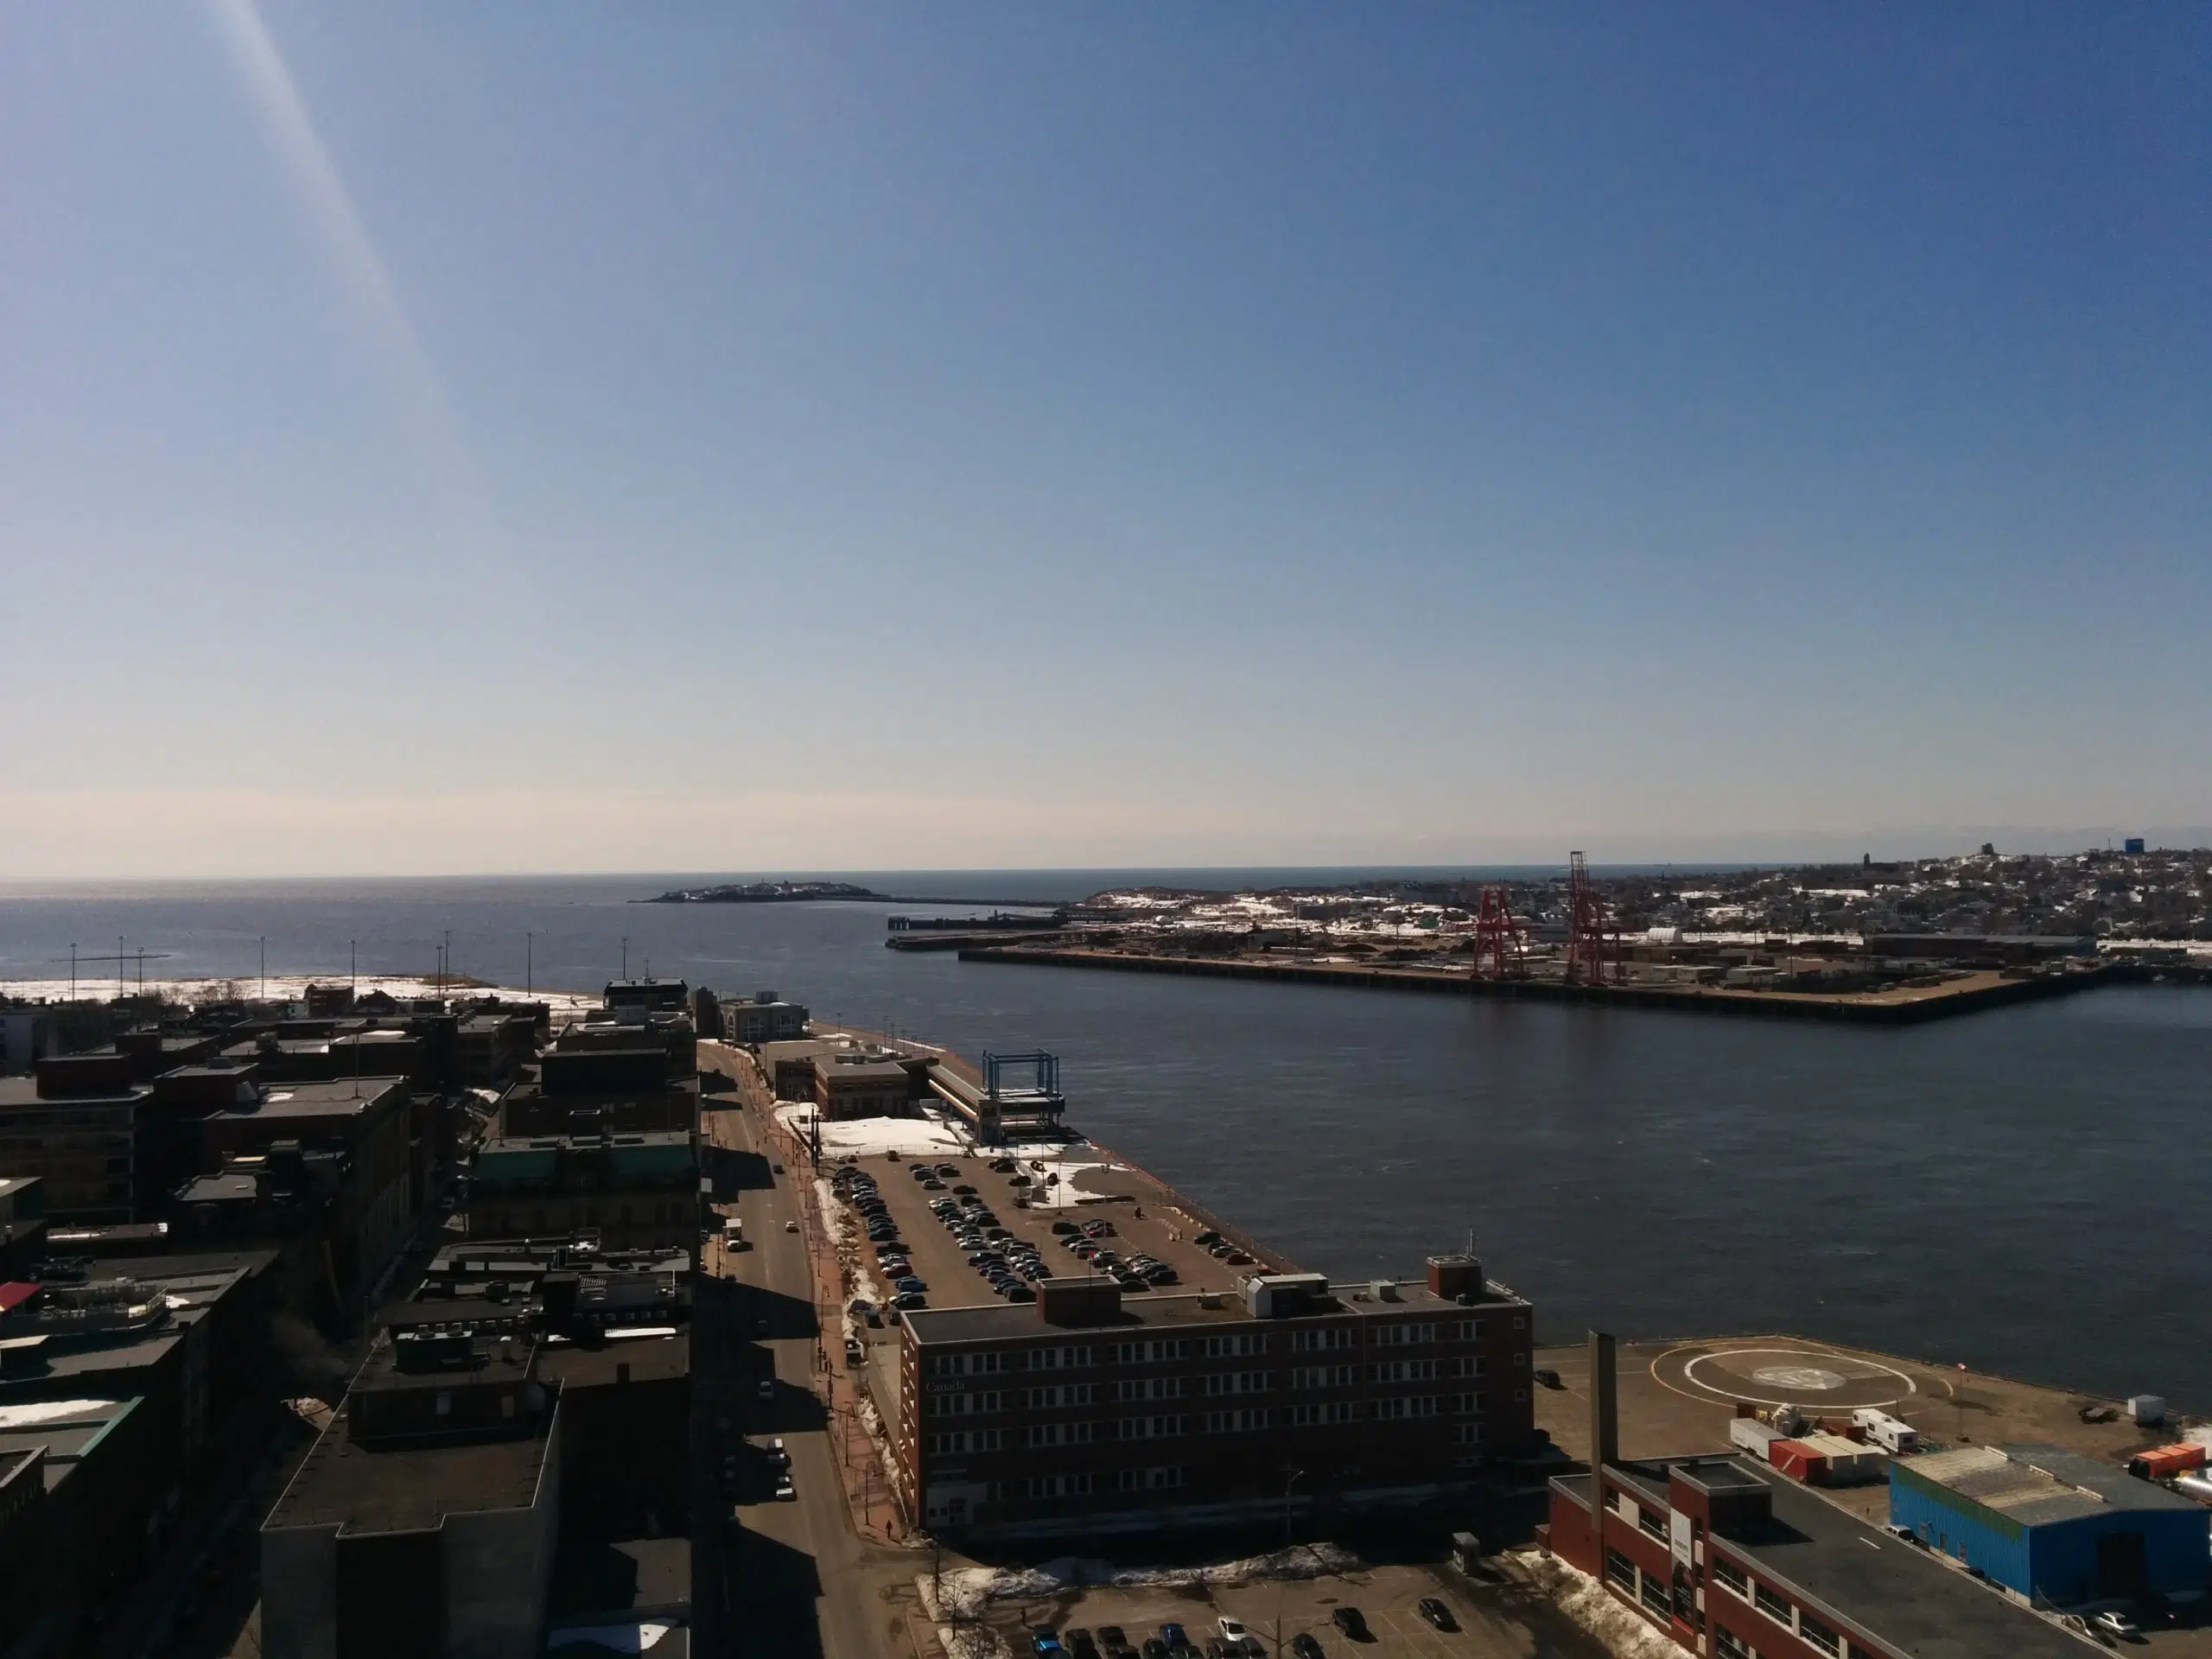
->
left=205, top=1076, right=407, bottom=1121
left=267, top=1405, right=556, bottom=1533
left=539, top=1330, right=689, bottom=1388
left=1594, top=1455, right=2087, bottom=1659
left=1906, top=1441, right=2204, bottom=1522
left=1533, top=1332, right=2185, bottom=1526
left=902, top=1277, right=1522, bottom=1346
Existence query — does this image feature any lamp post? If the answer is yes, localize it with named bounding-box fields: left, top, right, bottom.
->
left=1275, top=1467, right=1305, bottom=1658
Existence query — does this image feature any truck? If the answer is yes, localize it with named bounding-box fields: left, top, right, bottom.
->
left=723, top=1216, right=747, bottom=1250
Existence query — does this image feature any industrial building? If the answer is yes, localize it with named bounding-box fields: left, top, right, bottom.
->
left=1549, top=1452, right=2094, bottom=1659
left=1890, top=1443, right=2209, bottom=1604
left=1546, top=1336, right=2154, bottom=1656
left=895, top=1253, right=1535, bottom=1537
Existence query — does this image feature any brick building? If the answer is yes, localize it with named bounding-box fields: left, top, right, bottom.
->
left=895, top=1254, right=1534, bottom=1536
left=467, top=1133, right=698, bottom=1251
left=1545, top=1336, right=2100, bottom=1659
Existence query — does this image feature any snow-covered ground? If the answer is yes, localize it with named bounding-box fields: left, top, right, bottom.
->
left=775, top=1104, right=973, bottom=1158
left=922, top=1544, right=1363, bottom=1624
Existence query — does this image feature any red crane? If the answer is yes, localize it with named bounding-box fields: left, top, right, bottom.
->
left=1565, top=850, right=1622, bottom=986
left=1471, top=886, right=1526, bottom=979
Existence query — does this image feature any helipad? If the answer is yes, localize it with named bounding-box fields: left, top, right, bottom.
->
left=1662, top=1344, right=1923, bottom=1411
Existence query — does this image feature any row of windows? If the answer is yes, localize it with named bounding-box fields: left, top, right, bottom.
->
left=925, top=1396, right=1493, bottom=1451
left=1607, top=1491, right=1850, bottom=1659
left=1719, top=1559, right=1843, bottom=1656
left=982, top=1467, right=1192, bottom=1500
left=476, top=1201, right=687, bottom=1231
left=931, top=1319, right=1518, bottom=1375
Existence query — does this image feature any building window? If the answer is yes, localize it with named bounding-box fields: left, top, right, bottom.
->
left=1453, top=1422, right=1484, bottom=1445
left=1712, top=1555, right=1748, bottom=1597
left=1715, top=1628, right=1758, bottom=1659
left=1638, top=1507, right=1667, bottom=1542
left=1639, top=1572, right=1670, bottom=1617
left=1604, top=1487, right=1625, bottom=1515
left=1605, top=1549, right=1636, bottom=1593
left=1752, top=1583, right=1792, bottom=1626
left=1798, top=1614, right=1840, bottom=1656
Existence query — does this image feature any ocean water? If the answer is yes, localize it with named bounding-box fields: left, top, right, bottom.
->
left=3, top=873, right=2206, bottom=1402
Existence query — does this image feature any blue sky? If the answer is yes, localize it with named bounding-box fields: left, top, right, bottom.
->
left=3, top=4, right=2205, bottom=876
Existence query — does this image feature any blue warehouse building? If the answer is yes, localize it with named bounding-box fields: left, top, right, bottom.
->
left=1891, top=1443, right=2209, bottom=1605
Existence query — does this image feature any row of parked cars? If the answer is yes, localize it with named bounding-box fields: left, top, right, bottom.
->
left=1031, top=1608, right=1455, bottom=1659
left=1052, top=1217, right=1179, bottom=1291
left=931, top=1192, right=1039, bottom=1303
left=833, top=1166, right=931, bottom=1310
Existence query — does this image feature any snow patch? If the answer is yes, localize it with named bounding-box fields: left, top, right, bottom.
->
left=929, top=1544, right=1363, bottom=1622
left=1515, top=1552, right=1679, bottom=1659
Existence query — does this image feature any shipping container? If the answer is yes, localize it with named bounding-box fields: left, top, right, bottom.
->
left=1793, top=1432, right=1886, bottom=1485
left=1770, top=1438, right=1825, bottom=1481
left=2129, top=1444, right=2208, bottom=1481
left=1731, top=1417, right=1782, bottom=1454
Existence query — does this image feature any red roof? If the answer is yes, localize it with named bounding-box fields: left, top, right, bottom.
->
left=0, top=1284, right=39, bottom=1315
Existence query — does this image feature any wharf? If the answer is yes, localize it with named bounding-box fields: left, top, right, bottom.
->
left=1532, top=1332, right=2184, bottom=1527
left=960, top=944, right=2122, bottom=1024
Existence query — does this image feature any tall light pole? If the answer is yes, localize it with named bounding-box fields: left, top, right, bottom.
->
left=1275, top=1467, right=1305, bottom=1659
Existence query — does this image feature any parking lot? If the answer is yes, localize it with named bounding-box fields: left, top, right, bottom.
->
left=972, top=1560, right=1611, bottom=1659
left=828, top=1138, right=1291, bottom=1329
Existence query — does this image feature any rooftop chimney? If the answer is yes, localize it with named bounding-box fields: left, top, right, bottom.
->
left=1589, top=1330, right=1618, bottom=1520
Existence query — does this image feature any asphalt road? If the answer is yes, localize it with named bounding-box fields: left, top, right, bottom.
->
left=702, top=1101, right=919, bottom=1659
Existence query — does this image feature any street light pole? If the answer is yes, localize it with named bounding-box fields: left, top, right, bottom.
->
left=1275, top=1467, right=1305, bottom=1659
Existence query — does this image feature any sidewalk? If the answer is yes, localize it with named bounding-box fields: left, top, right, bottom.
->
left=702, top=1042, right=914, bottom=1548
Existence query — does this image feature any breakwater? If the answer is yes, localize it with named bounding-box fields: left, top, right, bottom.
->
left=958, top=945, right=2145, bottom=1025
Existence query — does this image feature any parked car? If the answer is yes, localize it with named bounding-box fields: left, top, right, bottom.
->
left=1217, top=1621, right=1250, bottom=1645
left=1415, top=1599, right=1454, bottom=1630
left=1065, top=1630, right=1099, bottom=1659
left=1031, top=1630, right=1065, bottom=1657
left=1095, top=1628, right=1127, bottom=1652
left=1159, top=1624, right=1187, bottom=1650
left=892, top=1290, right=925, bottom=1309
left=1291, top=1636, right=1324, bottom=1659
left=756, top=1379, right=775, bottom=1402
left=773, top=1471, right=796, bottom=1501
left=2093, top=1611, right=2142, bottom=1642
left=844, top=1338, right=865, bottom=1364
left=1330, top=1608, right=1368, bottom=1640
left=771, top=1162, right=784, bottom=1173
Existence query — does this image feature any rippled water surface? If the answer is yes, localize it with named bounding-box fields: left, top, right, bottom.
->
left=4, top=874, right=2205, bottom=1400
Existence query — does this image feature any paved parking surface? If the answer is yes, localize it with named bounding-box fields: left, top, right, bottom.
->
left=977, top=1561, right=1612, bottom=1659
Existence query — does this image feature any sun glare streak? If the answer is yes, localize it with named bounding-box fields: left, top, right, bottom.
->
left=206, top=0, right=500, bottom=549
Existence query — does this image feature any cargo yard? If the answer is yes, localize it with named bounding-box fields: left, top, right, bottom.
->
left=918, top=846, right=2212, bottom=1023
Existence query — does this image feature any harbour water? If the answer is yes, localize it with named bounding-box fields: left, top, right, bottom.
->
left=3, top=873, right=2207, bottom=1403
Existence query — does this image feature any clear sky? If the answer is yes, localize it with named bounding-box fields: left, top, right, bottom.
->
left=3, top=3, right=2206, bottom=877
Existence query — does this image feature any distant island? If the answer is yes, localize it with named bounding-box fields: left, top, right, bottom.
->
left=645, top=880, right=893, bottom=905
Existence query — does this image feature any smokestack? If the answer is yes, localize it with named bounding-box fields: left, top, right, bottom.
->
left=1588, top=1330, right=1618, bottom=1520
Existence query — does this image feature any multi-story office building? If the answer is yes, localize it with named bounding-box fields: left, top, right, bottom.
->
left=894, top=1254, right=1534, bottom=1536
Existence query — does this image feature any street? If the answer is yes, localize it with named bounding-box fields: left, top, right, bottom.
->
left=697, top=1080, right=924, bottom=1659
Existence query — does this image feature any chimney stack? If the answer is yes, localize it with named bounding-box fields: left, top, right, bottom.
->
left=1588, top=1330, right=1618, bottom=1521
